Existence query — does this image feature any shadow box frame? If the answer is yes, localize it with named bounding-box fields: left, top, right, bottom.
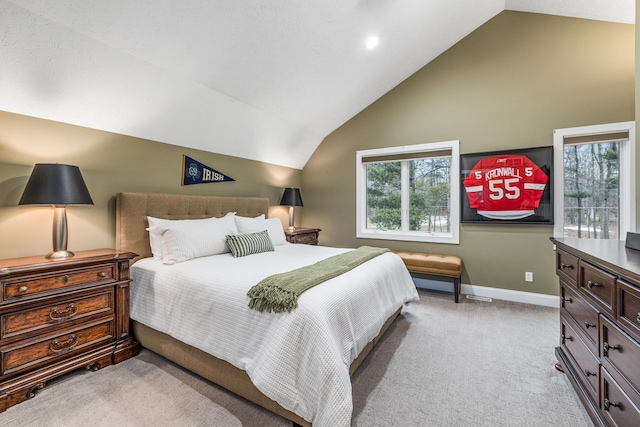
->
left=460, top=146, right=554, bottom=225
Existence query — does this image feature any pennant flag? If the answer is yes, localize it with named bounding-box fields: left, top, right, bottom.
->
left=182, top=155, right=235, bottom=186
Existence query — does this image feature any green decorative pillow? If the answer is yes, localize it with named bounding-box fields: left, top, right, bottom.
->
left=226, top=230, right=274, bottom=258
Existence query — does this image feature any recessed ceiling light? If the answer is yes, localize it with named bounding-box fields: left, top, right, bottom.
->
left=366, top=36, right=379, bottom=49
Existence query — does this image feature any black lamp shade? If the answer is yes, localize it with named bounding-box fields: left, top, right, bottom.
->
left=19, top=164, right=93, bottom=206
left=280, top=187, right=303, bottom=207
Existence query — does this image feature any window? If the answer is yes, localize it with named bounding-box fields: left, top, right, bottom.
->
left=356, top=140, right=460, bottom=244
left=553, top=122, right=635, bottom=239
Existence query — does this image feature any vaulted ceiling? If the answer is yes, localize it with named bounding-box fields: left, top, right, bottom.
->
left=1, top=0, right=634, bottom=169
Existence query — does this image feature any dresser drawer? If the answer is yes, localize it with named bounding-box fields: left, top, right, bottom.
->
left=1, top=288, right=115, bottom=341
left=561, top=316, right=600, bottom=402
left=2, top=264, right=115, bottom=303
left=0, top=317, right=115, bottom=376
left=579, top=260, right=616, bottom=316
left=601, top=366, right=640, bottom=427
left=600, top=315, right=640, bottom=395
left=561, top=282, right=599, bottom=355
left=618, top=279, right=640, bottom=343
left=556, top=249, right=578, bottom=287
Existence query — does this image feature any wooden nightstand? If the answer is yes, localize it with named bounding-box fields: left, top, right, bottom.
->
left=284, top=228, right=321, bottom=245
left=0, top=249, right=139, bottom=412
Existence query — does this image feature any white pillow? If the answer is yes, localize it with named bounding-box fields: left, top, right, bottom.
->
left=233, top=214, right=265, bottom=223
left=234, top=215, right=258, bottom=232
left=235, top=216, right=287, bottom=246
left=147, top=213, right=236, bottom=260
left=147, top=216, right=170, bottom=260
left=150, top=214, right=239, bottom=264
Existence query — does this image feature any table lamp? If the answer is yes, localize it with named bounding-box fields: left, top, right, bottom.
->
left=279, top=187, right=303, bottom=231
left=19, top=163, right=94, bottom=258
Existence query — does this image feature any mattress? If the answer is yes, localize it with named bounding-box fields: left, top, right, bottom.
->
left=130, top=243, right=418, bottom=427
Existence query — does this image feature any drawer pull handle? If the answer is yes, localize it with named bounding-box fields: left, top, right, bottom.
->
left=561, top=297, right=572, bottom=304
left=636, top=312, right=640, bottom=323
left=62, top=275, right=69, bottom=284
left=49, top=334, right=79, bottom=354
left=561, top=334, right=571, bottom=343
left=584, top=370, right=596, bottom=377
left=18, top=285, right=28, bottom=294
left=560, top=263, right=574, bottom=270
left=587, top=281, right=600, bottom=289
left=49, top=303, right=78, bottom=322
left=584, top=321, right=596, bottom=329
left=98, top=272, right=107, bottom=278
left=604, top=398, right=619, bottom=410
left=603, top=342, right=619, bottom=352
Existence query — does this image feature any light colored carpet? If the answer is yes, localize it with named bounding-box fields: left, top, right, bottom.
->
left=1, top=289, right=593, bottom=427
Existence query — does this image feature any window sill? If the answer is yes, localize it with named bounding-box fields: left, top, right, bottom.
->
left=357, top=230, right=459, bottom=245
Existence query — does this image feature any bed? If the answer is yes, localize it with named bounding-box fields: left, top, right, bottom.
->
left=115, top=192, right=418, bottom=427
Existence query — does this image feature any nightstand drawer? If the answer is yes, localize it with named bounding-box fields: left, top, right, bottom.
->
left=285, top=227, right=321, bottom=245
left=1, top=289, right=115, bottom=341
left=291, top=233, right=318, bottom=244
left=2, top=264, right=115, bottom=303
left=0, top=317, right=115, bottom=376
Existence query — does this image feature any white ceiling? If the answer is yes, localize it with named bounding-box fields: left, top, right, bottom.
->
left=1, top=1, right=635, bottom=169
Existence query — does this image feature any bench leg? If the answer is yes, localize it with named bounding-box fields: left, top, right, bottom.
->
left=453, top=277, right=460, bottom=303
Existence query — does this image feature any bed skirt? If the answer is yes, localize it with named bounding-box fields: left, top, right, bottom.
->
left=131, top=306, right=402, bottom=426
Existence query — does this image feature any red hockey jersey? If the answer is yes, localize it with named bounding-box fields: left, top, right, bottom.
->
left=463, top=154, right=548, bottom=220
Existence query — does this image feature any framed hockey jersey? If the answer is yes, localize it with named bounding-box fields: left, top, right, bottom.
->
left=460, top=147, right=553, bottom=224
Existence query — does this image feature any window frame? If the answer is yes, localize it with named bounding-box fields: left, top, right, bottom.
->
left=356, top=140, right=460, bottom=244
left=553, top=121, right=636, bottom=239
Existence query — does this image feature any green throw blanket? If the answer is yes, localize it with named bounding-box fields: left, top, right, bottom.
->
left=247, top=246, right=390, bottom=313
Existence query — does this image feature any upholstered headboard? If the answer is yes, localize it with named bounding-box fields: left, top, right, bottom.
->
left=115, top=192, right=270, bottom=263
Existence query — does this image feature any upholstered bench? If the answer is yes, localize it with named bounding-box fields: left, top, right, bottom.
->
left=393, top=251, right=463, bottom=303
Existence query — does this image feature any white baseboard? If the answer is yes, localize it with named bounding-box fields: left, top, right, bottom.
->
left=461, top=283, right=560, bottom=308
left=411, top=277, right=560, bottom=308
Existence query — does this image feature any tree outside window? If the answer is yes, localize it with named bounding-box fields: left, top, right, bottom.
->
left=564, top=141, right=620, bottom=239
left=553, top=122, right=635, bottom=241
left=366, top=158, right=451, bottom=233
left=356, top=140, right=460, bottom=244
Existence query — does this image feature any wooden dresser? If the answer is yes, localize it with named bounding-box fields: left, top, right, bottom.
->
left=0, top=249, right=139, bottom=412
left=284, top=227, right=321, bottom=245
left=551, top=238, right=640, bottom=427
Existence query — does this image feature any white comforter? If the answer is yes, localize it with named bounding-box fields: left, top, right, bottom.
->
left=130, top=243, right=418, bottom=427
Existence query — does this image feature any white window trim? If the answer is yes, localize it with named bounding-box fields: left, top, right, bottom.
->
left=356, top=140, right=460, bottom=244
left=553, top=121, right=636, bottom=239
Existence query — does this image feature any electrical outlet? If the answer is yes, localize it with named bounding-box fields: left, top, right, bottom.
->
left=525, top=272, right=533, bottom=282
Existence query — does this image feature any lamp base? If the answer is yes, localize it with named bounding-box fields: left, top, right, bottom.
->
left=46, top=250, right=75, bottom=259
left=288, top=206, right=296, bottom=231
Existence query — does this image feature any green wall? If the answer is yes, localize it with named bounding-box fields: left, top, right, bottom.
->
left=0, top=111, right=302, bottom=259
left=0, top=11, right=635, bottom=299
left=302, top=11, right=635, bottom=296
